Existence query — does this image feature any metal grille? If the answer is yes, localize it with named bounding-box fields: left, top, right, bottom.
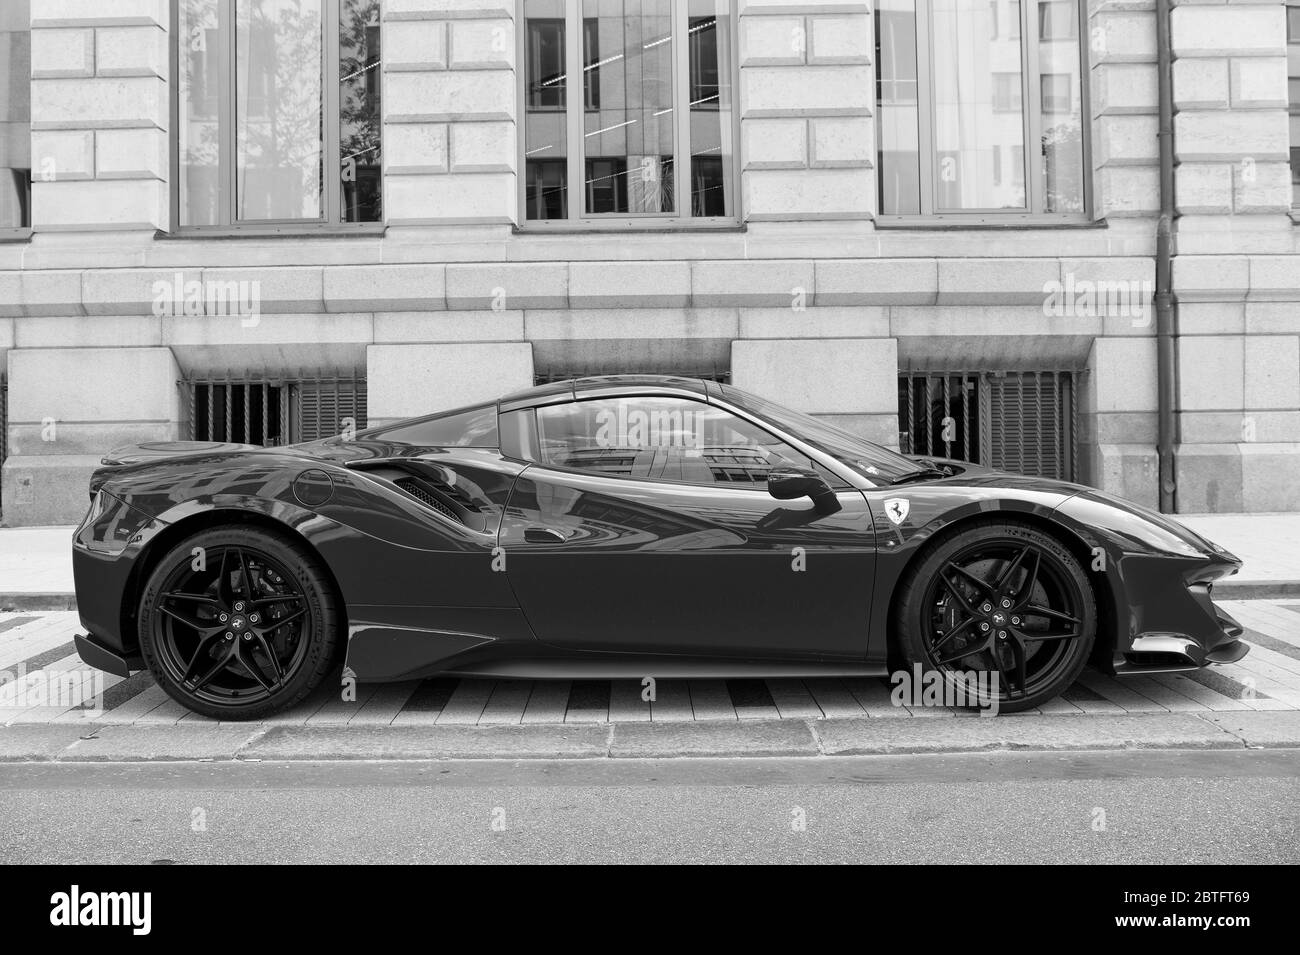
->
left=898, top=370, right=1078, bottom=481
left=394, top=477, right=462, bottom=524
left=181, top=372, right=367, bottom=446
left=293, top=377, right=369, bottom=443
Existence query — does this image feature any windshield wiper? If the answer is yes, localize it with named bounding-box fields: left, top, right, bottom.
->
left=888, top=466, right=948, bottom=485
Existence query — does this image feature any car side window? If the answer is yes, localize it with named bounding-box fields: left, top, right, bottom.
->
left=534, top=397, right=822, bottom=487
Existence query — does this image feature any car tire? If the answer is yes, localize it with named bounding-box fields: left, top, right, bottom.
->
left=137, top=526, right=339, bottom=721
left=895, top=520, right=1097, bottom=714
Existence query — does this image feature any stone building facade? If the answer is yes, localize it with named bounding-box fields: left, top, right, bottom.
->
left=0, top=0, right=1298, bottom=525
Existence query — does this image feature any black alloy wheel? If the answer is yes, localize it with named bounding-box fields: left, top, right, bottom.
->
left=897, top=522, right=1097, bottom=713
left=138, top=527, right=339, bottom=720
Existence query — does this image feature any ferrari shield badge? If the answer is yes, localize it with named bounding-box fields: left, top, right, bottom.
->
left=883, top=498, right=910, bottom=526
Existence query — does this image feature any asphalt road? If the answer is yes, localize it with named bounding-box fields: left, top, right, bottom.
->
left=2, top=749, right=1297, bottom=864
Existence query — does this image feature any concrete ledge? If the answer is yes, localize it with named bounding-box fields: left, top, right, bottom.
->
left=609, top=719, right=818, bottom=758
left=0, top=594, right=79, bottom=612
left=60, top=725, right=265, bottom=761
left=813, top=713, right=1241, bottom=755
left=1200, top=711, right=1300, bottom=748
left=244, top=724, right=612, bottom=760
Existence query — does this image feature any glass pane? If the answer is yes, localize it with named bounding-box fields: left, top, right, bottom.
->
left=932, top=0, right=1024, bottom=210
left=339, top=0, right=381, bottom=222
left=875, top=0, right=920, bottom=215
left=536, top=398, right=815, bottom=484
left=524, top=0, right=567, bottom=219
left=370, top=405, right=499, bottom=448
left=0, top=0, right=30, bottom=229
left=687, top=0, right=733, bottom=216
left=1035, top=0, right=1084, bottom=212
left=581, top=0, right=675, bottom=215
left=1290, top=7, right=1300, bottom=207
left=178, top=0, right=221, bottom=226
left=235, top=0, right=324, bottom=221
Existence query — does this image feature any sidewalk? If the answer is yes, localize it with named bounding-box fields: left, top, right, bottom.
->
left=4, top=710, right=1300, bottom=762
left=2, top=513, right=1298, bottom=607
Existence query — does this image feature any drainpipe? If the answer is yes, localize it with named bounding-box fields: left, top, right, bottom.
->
left=1154, top=0, right=1178, bottom=513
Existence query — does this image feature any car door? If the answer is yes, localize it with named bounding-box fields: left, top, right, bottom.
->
left=500, top=394, right=877, bottom=660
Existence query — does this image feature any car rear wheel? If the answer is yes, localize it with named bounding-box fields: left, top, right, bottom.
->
left=895, top=521, right=1096, bottom=713
left=137, top=526, right=339, bottom=720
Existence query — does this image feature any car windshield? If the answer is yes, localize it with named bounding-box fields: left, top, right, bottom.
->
left=719, top=383, right=921, bottom=483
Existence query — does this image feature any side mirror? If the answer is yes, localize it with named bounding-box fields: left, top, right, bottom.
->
left=767, top=466, right=839, bottom=513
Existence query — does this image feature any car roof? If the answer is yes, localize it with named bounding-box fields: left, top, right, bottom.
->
left=500, top=374, right=712, bottom=407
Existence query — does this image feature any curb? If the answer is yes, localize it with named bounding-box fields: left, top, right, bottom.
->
left=4, top=582, right=1298, bottom=613
left=2, top=712, right=1298, bottom=763
left=0, top=593, right=78, bottom=612
left=1214, top=581, right=1300, bottom=600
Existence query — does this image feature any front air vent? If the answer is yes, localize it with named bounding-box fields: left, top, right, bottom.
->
left=395, top=476, right=463, bottom=525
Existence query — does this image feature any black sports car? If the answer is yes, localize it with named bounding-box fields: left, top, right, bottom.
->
left=72, top=375, right=1248, bottom=718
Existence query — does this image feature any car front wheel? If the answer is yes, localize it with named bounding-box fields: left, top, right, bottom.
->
left=895, top=521, right=1097, bottom=713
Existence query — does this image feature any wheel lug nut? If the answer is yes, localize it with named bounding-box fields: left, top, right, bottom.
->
left=981, top=603, right=992, bottom=613
left=1011, top=616, right=1020, bottom=625
left=224, top=632, right=233, bottom=640
left=980, top=622, right=990, bottom=631
left=1001, top=598, right=1012, bottom=608
left=234, top=601, right=245, bottom=611
left=219, top=612, right=229, bottom=622
left=250, top=614, right=259, bottom=623
left=243, top=633, right=252, bottom=641
left=998, top=631, right=1008, bottom=640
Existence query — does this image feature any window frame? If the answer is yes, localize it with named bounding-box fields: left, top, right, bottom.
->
left=516, top=0, right=742, bottom=231
left=168, top=0, right=385, bottom=235
left=1288, top=1, right=1300, bottom=213
left=0, top=0, right=31, bottom=241
left=875, top=0, right=1093, bottom=227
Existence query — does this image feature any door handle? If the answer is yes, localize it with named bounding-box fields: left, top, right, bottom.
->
left=524, top=526, right=567, bottom=544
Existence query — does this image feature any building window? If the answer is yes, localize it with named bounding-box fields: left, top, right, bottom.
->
left=1289, top=3, right=1300, bottom=207
left=174, top=0, right=382, bottom=229
left=875, top=0, right=1086, bottom=218
left=0, top=0, right=30, bottom=231
left=521, top=0, right=735, bottom=223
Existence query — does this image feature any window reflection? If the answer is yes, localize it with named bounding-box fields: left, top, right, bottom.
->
left=339, top=0, right=382, bottom=222
left=875, top=0, right=1085, bottom=216
left=235, top=0, right=324, bottom=221
left=582, top=0, right=675, bottom=215
left=524, top=0, right=733, bottom=222
left=1284, top=4, right=1299, bottom=206
left=178, top=0, right=382, bottom=227
left=179, top=0, right=221, bottom=226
